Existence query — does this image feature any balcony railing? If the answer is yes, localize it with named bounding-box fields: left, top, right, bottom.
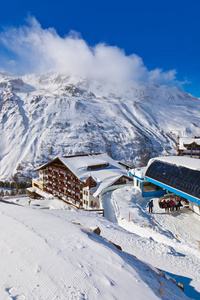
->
left=33, top=178, right=43, bottom=184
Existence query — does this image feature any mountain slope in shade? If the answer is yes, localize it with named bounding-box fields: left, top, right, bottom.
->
left=0, top=71, right=199, bottom=180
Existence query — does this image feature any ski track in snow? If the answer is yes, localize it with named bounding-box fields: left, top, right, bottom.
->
left=0, top=195, right=192, bottom=300
left=0, top=209, right=92, bottom=299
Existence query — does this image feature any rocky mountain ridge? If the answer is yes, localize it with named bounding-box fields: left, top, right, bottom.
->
left=0, top=71, right=199, bottom=180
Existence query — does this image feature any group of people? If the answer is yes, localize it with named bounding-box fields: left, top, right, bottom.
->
left=147, top=196, right=183, bottom=214
left=159, top=197, right=182, bottom=212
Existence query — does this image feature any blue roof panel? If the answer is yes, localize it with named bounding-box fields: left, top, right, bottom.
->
left=145, top=160, right=200, bottom=202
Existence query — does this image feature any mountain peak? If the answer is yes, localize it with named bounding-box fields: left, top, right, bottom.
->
left=0, top=72, right=199, bottom=180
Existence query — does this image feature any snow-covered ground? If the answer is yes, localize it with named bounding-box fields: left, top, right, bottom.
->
left=0, top=187, right=199, bottom=299
left=110, top=186, right=200, bottom=299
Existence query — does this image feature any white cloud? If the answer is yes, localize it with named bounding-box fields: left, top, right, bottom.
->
left=0, top=16, right=182, bottom=86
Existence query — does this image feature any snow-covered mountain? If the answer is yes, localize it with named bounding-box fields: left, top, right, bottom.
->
left=0, top=71, right=199, bottom=180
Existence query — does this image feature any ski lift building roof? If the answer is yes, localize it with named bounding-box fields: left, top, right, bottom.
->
left=145, top=156, right=200, bottom=205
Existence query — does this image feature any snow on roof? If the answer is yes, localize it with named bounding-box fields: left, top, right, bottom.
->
left=59, top=153, right=128, bottom=196
left=27, top=187, right=54, bottom=199
left=179, top=137, right=200, bottom=150
left=134, top=167, right=147, bottom=179
left=36, top=153, right=129, bottom=197
left=147, top=156, right=200, bottom=171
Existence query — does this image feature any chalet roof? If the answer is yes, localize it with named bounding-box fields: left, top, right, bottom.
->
left=117, top=161, right=131, bottom=170
left=179, top=137, right=200, bottom=150
left=35, top=153, right=129, bottom=196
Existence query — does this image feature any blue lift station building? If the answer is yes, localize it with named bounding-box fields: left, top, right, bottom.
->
left=133, top=156, right=200, bottom=215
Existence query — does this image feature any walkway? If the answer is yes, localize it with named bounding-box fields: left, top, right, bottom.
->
left=102, top=192, right=117, bottom=223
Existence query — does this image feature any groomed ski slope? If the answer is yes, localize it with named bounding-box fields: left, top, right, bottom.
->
left=0, top=193, right=191, bottom=300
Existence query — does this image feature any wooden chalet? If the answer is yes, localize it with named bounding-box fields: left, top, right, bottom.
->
left=178, top=137, right=200, bottom=158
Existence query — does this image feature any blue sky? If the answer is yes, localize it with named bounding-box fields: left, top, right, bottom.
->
left=0, top=0, right=199, bottom=96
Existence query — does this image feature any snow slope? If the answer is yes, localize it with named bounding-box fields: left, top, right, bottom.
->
left=0, top=199, right=188, bottom=300
left=110, top=186, right=200, bottom=299
left=1, top=72, right=200, bottom=180
left=1, top=189, right=200, bottom=299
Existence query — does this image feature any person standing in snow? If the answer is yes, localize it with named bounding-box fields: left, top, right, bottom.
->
left=148, top=200, right=153, bottom=213
left=166, top=200, right=170, bottom=213
left=162, top=199, right=167, bottom=212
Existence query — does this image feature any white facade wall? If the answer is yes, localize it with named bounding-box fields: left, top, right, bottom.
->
left=82, top=187, right=100, bottom=209
left=189, top=201, right=200, bottom=215
left=133, top=167, right=147, bottom=190
left=38, top=170, right=44, bottom=183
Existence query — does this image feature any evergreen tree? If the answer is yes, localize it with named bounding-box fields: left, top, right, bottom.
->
left=10, top=189, right=15, bottom=196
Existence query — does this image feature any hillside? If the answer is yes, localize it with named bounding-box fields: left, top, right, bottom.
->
left=0, top=71, right=200, bottom=180
left=0, top=194, right=193, bottom=300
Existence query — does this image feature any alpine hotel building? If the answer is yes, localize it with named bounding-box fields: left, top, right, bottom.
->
left=30, top=153, right=132, bottom=210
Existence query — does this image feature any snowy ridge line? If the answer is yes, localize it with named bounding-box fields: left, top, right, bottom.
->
left=0, top=72, right=199, bottom=180
left=73, top=221, right=185, bottom=293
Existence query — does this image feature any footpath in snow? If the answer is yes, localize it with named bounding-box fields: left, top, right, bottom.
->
left=104, top=186, right=200, bottom=299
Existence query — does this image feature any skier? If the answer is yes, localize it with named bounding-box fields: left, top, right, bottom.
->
left=148, top=199, right=153, bottom=213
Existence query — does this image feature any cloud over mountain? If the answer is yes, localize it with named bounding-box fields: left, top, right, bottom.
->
left=0, top=17, right=181, bottom=87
